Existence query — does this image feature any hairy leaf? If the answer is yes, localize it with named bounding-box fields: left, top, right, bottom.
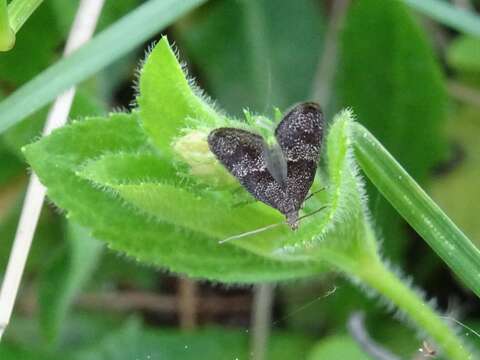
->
left=137, top=37, right=218, bottom=157
left=24, top=113, right=325, bottom=282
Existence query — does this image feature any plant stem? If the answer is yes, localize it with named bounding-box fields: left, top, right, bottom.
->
left=251, top=284, right=274, bottom=360
left=355, top=257, right=471, bottom=360
left=7, top=0, right=43, bottom=33
left=351, top=122, right=480, bottom=298
left=0, top=0, right=14, bottom=51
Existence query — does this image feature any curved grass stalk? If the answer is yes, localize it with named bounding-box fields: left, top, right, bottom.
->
left=351, top=122, right=480, bottom=298
left=319, top=247, right=471, bottom=360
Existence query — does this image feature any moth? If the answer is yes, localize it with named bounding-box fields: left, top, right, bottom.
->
left=208, top=102, right=324, bottom=237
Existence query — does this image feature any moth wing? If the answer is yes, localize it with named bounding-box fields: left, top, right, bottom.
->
left=208, top=128, right=287, bottom=212
left=274, top=102, right=324, bottom=209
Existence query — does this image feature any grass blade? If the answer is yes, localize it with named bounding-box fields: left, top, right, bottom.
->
left=403, top=0, right=480, bottom=37
left=0, top=0, right=14, bottom=51
left=0, top=0, right=207, bottom=134
left=351, top=122, right=480, bottom=297
left=7, top=0, right=44, bottom=33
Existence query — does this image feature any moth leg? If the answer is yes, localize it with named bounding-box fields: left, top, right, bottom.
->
left=231, top=198, right=258, bottom=208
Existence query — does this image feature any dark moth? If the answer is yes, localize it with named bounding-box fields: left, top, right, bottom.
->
left=208, top=102, right=324, bottom=230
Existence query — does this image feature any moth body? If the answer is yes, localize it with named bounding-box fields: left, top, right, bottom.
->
left=208, top=102, right=324, bottom=233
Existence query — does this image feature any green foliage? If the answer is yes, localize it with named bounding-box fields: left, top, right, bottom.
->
left=23, top=113, right=319, bottom=282
left=3, top=316, right=315, bottom=360
left=447, top=35, right=480, bottom=75
left=24, top=38, right=377, bottom=283
left=137, top=38, right=218, bottom=157
left=307, top=335, right=372, bottom=360
left=431, top=107, right=480, bottom=246
left=73, top=322, right=315, bottom=360
left=7, top=0, right=44, bottom=34
left=0, top=0, right=14, bottom=51
left=0, top=344, right=60, bottom=360
left=176, top=0, right=324, bottom=114
left=0, top=199, right=64, bottom=274
left=3, top=87, right=105, bottom=157
left=0, top=2, right=59, bottom=83
left=38, top=222, right=102, bottom=345
left=0, top=140, right=23, bottom=183
left=336, top=0, right=447, bottom=261
left=23, top=38, right=475, bottom=358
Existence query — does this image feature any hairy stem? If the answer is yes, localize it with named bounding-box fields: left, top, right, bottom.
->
left=354, top=257, right=471, bottom=360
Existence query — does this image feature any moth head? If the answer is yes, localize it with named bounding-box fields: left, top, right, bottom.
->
left=286, top=211, right=299, bottom=231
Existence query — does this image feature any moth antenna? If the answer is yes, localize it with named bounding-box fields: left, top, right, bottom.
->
left=304, top=187, right=327, bottom=202
left=297, top=205, right=329, bottom=223
left=218, top=222, right=285, bottom=244
left=219, top=206, right=329, bottom=244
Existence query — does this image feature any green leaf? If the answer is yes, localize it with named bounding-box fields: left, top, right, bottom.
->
left=23, top=37, right=472, bottom=356
left=24, top=113, right=324, bottom=282
left=307, top=335, right=372, bottom=360
left=38, top=221, right=102, bottom=345
left=351, top=121, right=480, bottom=298
left=0, top=0, right=208, bottom=134
left=447, top=35, right=480, bottom=74
left=23, top=40, right=375, bottom=282
left=176, top=0, right=324, bottom=114
left=336, top=0, right=447, bottom=262
left=0, top=343, right=59, bottom=360
left=137, top=37, right=218, bottom=157
left=72, top=321, right=314, bottom=360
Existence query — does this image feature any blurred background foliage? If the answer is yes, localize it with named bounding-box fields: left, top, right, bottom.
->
left=0, top=0, right=479, bottom=358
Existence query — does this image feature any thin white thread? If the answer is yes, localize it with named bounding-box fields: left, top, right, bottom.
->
left=441, top=316, right=480, bottom=339
left=272, top=285, right=338, bottom=327
left=0, top=0, right=105, bottom=340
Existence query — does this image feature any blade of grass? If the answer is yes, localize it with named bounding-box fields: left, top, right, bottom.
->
left=0, top=0, right=14, bottom=51
left=351, top=122, right=480, bottom=297
left=0, top=0, right=207, bottom=134
left=7, top=0, right=44, bottom=33
left=402, top=0, right=480, bottom=37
